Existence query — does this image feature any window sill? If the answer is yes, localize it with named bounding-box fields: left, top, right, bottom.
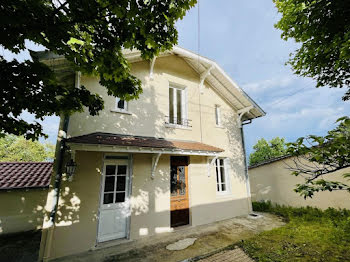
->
left=165, top=123, right=192, bottom=130
left=110, top=109, right=132, bottom=115
left=215, top=125, right=225, bottom=129
left=216, top=191, right=232, bottom=199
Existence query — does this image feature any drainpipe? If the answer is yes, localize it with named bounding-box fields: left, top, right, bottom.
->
left=240, top=126, right=252, bottom=213
left=42, top=115, right=69, bottom=261
left=237, top=107, right=253, bottom=213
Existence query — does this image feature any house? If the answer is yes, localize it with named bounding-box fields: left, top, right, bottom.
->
left=0, top=162, right=52, bottom=234
left=36, top=46, right=265, bottom=261
left=249, top=155, right=350, bottom=210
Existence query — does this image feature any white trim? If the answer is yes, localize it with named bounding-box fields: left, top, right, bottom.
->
left=165, top=123, right=191, bottom=130
left=168, top=84, right=187, bottom=126
left=75, top=71, right=81, bottom=88
left=110, top=109, right=132, bottom=115
left=151, top=153, right=161, bottom=179
left=215, top=158, right=231, bottom=195
left=97, top=157, right=131, bottom=242
left=115, top=97, right=128, bottom=112
left=199, top=64, right=214, bottom=93
left=67, top=143, right=219, bottom=157
left=215, top=105, right=221, bottom=127
left=237, top=106, right=253, bottom=127
left=149, top=56, right=156, bottom=79
left=207, top=155, right=219, bottom=177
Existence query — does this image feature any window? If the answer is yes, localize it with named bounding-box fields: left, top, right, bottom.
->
left=103, top=164, right=127, bottom=204
left=215, top=158, right=229, bottom=193
left=169, top=86, right=186, bottom=125
left=115, top=97, right=127, bottom=111
left=215, top=105, right=221, bottom=126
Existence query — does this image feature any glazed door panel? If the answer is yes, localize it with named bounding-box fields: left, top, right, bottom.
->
left=170, top=156, right=189, bottom=227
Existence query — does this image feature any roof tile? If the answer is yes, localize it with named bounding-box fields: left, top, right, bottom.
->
left=0, top=162, right=53, bottom=190
left=67, top=132, right=224, bottom=153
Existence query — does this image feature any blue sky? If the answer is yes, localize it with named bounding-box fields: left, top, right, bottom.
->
left=177, top=0, right=350, bottom=155
left=6, top=0, right=349, bottom=156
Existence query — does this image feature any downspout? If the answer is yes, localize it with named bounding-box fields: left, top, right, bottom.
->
left=42, top=115, right=69, bottom=261
left=237, top=107, right=253, bottom=213
left=240, top=126, right=252, bottom=213
left=42, top=71, right=79, bottom=261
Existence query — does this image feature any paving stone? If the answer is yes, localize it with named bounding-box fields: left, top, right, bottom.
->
left=166, top=238, right=197, bottom=251
left=199, top=248, right=253, bottom=262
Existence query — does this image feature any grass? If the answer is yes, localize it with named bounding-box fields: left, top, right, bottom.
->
left=239, top=202, right=350, bottom=262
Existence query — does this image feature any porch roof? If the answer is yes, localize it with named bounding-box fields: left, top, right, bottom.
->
left=66, top=132, right=224, bottom=155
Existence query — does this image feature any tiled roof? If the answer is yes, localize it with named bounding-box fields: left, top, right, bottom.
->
left=0, top=162, right=53, bottom=190
left=67, top=132, right=224, bottom=153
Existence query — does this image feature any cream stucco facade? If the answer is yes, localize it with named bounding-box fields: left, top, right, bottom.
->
left=0, top=189, right=48, bottom=235
left=249, top=156, right=350, bottom=210
left=39, top=48, right=263, bottom=261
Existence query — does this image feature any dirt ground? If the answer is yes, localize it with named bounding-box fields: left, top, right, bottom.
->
left=0, top=230, right=41, bottom=262
left=53, top=212, right=284, bottom=262
left=0, top=213, right=284, bottom=262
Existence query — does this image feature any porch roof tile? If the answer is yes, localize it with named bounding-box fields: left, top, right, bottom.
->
left=0, top=162, right=53, bottom=190
left=66, top=132, right=224, bottom=153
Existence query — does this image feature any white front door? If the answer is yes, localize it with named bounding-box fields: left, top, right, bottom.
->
left=98, top=159, right=130, bottom=242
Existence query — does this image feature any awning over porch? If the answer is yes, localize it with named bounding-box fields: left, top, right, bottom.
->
left=66, top=132, right=224, bottom=156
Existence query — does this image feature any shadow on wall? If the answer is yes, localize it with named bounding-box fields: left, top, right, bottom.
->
left=223, top=111, right=246, bottom=185
left=0, top=189, right=48, bottom=235
left=44, top=149, right=252, bottom=260
left=71, top=71, right=178, bottom=139
left=38, top=60, right=252, bottom=259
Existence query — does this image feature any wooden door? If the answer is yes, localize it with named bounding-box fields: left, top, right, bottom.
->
left=98, top=160, right=130, bottom=242
left=170, top=156, right=189, bottom=227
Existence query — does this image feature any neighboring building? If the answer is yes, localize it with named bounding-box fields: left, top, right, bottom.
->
left=0, top=162, right=52, bottom=234
left=249, top=155, right=350, bottom=210
left=36, top=46, right=265, bottom=261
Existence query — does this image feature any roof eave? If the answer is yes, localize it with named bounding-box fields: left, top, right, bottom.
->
left=67, top=142, right=222, bottom=157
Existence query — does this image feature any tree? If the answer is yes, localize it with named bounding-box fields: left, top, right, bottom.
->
left=0, top=135, right=55, bottom=162
left=249, top=137, right=288, bottom=166
left=286, top=117, right=350, bottom=198
left=0, top=0, right=196, bottom=140
left=273, top=0, right=350, bottom=100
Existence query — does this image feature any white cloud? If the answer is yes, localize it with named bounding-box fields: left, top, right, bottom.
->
left=242, top=75, right=295, bottom=94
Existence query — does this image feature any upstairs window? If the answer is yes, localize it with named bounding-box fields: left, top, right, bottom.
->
left=169, top=86, right=187, bottom=125
left=215, top=105, right=221, bottom=126
left=215, top=158, right=230, bottom=193
left=115, top=97, right=127, bottom=111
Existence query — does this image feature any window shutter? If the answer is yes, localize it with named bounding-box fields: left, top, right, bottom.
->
left=224, top=158, right=232, bottom=193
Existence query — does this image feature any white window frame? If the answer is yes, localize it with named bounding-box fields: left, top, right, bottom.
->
left=215, top=105, right=221, bottom=127
left=215, top=158, right=230, bottom=195
left=168, top=85, right=188, bottom=127
left=115, top=97, right=127, bottom=111
left=111, top=97, right=132, bottom=115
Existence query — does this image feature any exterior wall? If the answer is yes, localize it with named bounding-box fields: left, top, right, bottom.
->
left=130, top=154, right=171, bottom=238
left=67, top=55, right=244, bottom=160
left=189, top=156, right=250, bottom=226
left=47, top=151, right=103, bottom=259
left=42, top=54, right=251, bottom=260
left=0, top=189, right=48, bottom=235
left=249, top=157, right=350, bottom=210
left=45, top=151, right=250, bottom=260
